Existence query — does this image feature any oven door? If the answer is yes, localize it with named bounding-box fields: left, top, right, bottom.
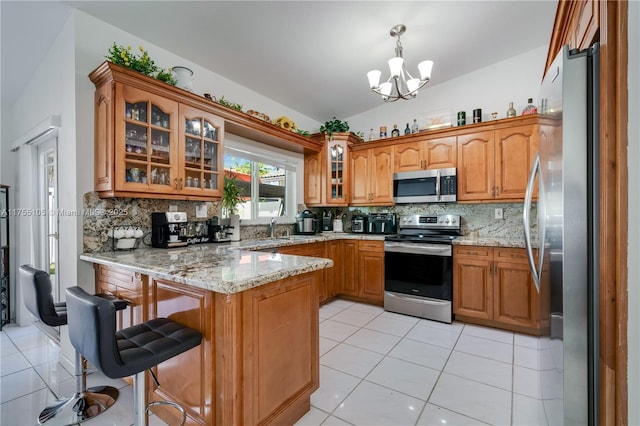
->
left=384, top=241, right=452, bottom=300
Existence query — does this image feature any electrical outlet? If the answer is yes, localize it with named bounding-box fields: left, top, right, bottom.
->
left=168, top=205, right=178, bottom=212
left=196, top=204, right=208, bottom=218
left=494, top=208, right=504, bottom=220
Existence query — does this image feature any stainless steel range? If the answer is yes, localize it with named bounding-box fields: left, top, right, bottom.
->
left=384, top=214, right=461, bottom=323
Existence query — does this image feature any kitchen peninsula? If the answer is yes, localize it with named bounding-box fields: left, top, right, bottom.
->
left=80, top=245, right=332, bottom=425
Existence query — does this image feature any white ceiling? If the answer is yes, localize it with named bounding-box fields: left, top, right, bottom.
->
left=1, top=1, right=557, bottom=121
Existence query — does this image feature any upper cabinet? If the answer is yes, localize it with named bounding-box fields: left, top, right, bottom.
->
left=457, top=118, right=538, bottom=202
left=545, top=0, right=599, bottom=73
left=90, top=61, right=322, bottom=200
left=350, top=146, right=394, bottom=206
left=108, top=83, right=224, bottom=198
left=394, top=136, right=456, bottom=172
left=304, top=133, right=357, bottom=206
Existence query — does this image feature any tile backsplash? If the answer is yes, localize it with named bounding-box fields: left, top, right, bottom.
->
left=82, top=192, right=294, bottom=252
left=316, top=202, right=537, bottom=239
left=83, top=191, right=535, bottom=252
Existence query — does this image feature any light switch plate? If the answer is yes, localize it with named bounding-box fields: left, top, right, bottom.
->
left=168, top=205, right=178, bottom=212
left=494, top=208, right=504, bottom=219
left=196, top=204, right=208, bottom=218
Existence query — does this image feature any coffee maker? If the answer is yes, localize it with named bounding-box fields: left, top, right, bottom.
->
left=207, top=216, right=232, bottom=243
left=151, top=212, right=189, bottom=248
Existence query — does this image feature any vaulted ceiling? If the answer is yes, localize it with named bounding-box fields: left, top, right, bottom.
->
left=1, top=1, right=556, bottom=121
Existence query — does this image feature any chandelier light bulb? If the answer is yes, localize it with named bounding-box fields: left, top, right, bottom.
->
left=366, top=24, right=433, bottom=102
left=418, top=60, right=434, bottom=81
left=367, top=70, right=381, bottom=89
left=388, top=57, right=404, bottom=78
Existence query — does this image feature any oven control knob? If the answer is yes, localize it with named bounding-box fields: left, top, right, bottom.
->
left=451, top=218, right=457, bottom=224
left=445, top=217, right=450, bottom=224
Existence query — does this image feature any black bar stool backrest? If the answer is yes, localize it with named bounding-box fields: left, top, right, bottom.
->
left=19, top=265, right=67, bottom=327
left=66, top=286, right=124, bottom=378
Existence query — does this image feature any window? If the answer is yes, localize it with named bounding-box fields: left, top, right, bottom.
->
left=224, top=144, right=298, bottom=223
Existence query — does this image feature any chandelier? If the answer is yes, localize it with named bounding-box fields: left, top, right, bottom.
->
left=366, top=24, right=433, bottom=102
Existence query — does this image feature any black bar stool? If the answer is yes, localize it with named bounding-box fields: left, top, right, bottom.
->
left=19, top=265, right=128, bottom=425
left=65, top=286, right=202, bottom=426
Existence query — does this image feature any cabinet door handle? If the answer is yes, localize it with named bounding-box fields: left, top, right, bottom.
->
left=174, top=178, right=179, bottom=190
left=179, top=177, right=184, bottom=190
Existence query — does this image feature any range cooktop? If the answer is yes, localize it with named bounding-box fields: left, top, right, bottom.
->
left=385, top=214, right=461, bottom=244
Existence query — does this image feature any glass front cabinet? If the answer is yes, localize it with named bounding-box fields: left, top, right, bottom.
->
left=90, top=61, right=225, bottom=201
left=113, top=84, right=223, bottom=197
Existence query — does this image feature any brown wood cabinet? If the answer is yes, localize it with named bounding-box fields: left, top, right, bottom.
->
left=394, top=136, right=457, bottom=172
left=340, top=240, right=359, bottom=297
left=357, top=240, right=385, bottom=304
left=91, top=61, right=325, bottom=201
left=94, top=264, right=145, bottom=331
left=453, top=245, right=546, bottom=335
left=94, top=264, right=321, bottom=426
left=325, top=240, right=341, bottom=301
left=304, top=133, right=356, bottom=206
left=350, top=147, right=394, bottom=206
left=91, top=69, right=224, bottom=200
left=279, top=242, right=327, bottom=303
left=332, top=240, right=384, bottom=305
left=457, top=121, right=538, bottom=202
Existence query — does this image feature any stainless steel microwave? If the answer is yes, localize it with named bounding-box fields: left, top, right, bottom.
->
left=392, top=168, right=457, bottom=203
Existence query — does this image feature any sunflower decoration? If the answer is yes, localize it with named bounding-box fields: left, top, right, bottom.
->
left=273, top=116, right=297, bottom=131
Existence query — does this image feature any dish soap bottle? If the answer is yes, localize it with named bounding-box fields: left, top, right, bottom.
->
left=522, top=98, right=538, bottom=115
left=391, top=124, right=400, bottom=137
left=506, top=102, right=516, bottom=118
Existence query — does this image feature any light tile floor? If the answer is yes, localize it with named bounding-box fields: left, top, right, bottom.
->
left=0, top=298, right=550, bottom=426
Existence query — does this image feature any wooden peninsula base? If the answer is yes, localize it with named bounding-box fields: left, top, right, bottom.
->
left=95, top=264, right=320, bottom=425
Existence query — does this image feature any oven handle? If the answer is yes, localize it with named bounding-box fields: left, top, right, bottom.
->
left=385, top=292, right=451, bottom=306
left=384, top=242, right=451, bottom=256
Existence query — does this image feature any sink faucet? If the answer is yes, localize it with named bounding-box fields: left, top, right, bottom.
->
left=269, top=217, right=277, bottom=238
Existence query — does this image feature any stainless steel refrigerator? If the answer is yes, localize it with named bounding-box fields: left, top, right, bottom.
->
left=523, top=43, right=599, bottom=425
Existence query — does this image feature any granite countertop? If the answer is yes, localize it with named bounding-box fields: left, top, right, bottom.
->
left=453, top=235, right=533, bottom=248
left=80, top=244, right=332, bottom=294
left=81, top=232, right=534, bottom=295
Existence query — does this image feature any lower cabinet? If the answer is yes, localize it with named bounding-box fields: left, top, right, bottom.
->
left=453, top=245, right=547, bottom=335
left=279, top=242, right=328, bottom=303
left=279, top=240, right=385, bottom=305
left=94, top=264, right=144, bottom=331
left=94, top=264, right=320, bottom=426
left=338, top=240, right=384, bottom=305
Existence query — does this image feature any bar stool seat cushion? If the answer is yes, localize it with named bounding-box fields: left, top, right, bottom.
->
left=66, top=287, right=201, bottom=380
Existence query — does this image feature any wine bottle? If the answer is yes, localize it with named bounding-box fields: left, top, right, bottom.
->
left=404, top=123, right=411, bottom=135
left=506, top=102, right=516, bottom=118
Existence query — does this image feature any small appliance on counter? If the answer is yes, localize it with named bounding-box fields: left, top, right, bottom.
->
left=368, top=213, right=397, bottom=234
left=295, top=210, right=319, bottom=235
left=151, top=212, right=189, bottom=248
left=351, top=214, right=367, bottom=233
left=322, top=211, right=334, bottom=232
left=207, top=216, right=232, bottom=243
left=183, top=221, right=210, bottom=244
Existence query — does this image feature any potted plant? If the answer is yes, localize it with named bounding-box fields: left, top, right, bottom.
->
left=222, top=175, right=243, bottom=241
left=320, top=116, right=350, bottom=140
left=222, top=175, right=243, bottom=217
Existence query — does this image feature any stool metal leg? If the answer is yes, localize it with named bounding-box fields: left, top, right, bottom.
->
left=37, top=351, right=119, bottom=425
left=134, top=371, right=187, bottom=426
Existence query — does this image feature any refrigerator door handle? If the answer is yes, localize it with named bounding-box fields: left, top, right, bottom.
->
left=523, top=152, right=541, bottom=292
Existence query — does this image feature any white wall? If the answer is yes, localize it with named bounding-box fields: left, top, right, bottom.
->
left=628, top=1, right=639, bottom=423
left=346, top=45, right=548, bottom=137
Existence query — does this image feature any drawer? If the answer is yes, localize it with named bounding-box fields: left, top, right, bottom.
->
left=454, top=246, right=492, bottom=259
left=97, top=265, right=140, bottom=290
left=279, top=242, right=326, bottom=257
left=359, top=240, right=384, bottom=252
left=495, top=248, right=530, bottom=263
